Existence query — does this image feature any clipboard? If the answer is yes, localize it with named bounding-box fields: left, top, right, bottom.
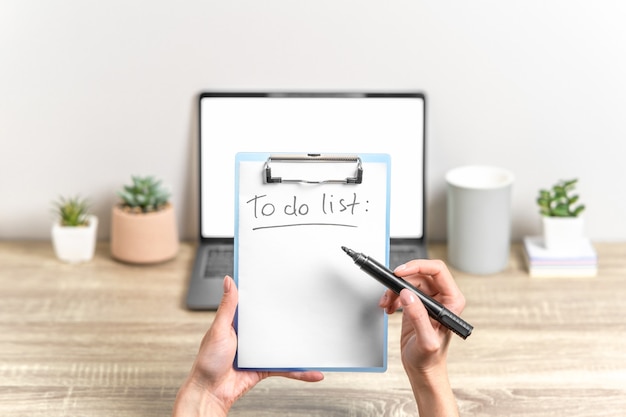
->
left=234, top=152, right=390, bottom=372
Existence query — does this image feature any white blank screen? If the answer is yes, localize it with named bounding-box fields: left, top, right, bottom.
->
left=200, top=94, right=425, bottom=239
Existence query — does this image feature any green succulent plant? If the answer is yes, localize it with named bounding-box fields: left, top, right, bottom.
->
left=537, top=178, right=585, bottom=217
left=117, top=175, right=171, bottom=213
left=53, top=195, right=91, bottom=226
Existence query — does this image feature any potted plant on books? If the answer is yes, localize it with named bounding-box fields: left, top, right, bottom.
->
left=51, top=195, right=98, bottom=263
left=536, top=178, right=586, bottom=250
left=110, top=175, right=179, bottom=264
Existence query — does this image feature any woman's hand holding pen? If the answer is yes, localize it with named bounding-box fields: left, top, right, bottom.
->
left=172, top=276, right=324, bottom=417
left=379, top=259, right=465, bottom=417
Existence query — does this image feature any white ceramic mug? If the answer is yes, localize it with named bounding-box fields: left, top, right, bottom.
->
left=446, top=165, right=515, bottom=275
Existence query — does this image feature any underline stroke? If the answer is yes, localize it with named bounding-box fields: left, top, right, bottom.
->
left=252, top=222, right=358, bottom=231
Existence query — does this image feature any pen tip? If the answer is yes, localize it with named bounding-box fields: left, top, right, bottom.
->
left=341, top=246, right=348, bottom=253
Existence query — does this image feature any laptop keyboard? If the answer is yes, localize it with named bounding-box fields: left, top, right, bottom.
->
left=389, top=245, right=427, bottom=268
left=202, top=245, right=423, bottom=279
left=203, top=247, right=234, bottom=279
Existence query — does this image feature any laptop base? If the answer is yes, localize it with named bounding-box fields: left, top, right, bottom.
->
left=185, top=240, right=427, bottom=311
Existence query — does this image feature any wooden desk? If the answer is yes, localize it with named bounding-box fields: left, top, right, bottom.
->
left=1, top=241, right=625, bottom=416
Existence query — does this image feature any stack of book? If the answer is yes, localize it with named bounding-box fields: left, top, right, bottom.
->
left=523, top=236, right=598, bottom=278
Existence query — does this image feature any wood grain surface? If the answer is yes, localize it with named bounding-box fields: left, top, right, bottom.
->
left=1, top=241, right=625, bottom=416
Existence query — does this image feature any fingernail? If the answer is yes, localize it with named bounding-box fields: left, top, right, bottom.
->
left=379, top=292, right=389, bottom=306
left=400, top=290, right=415, bottom=307
left=394, top=263, right=407, bottom=273
left=223, top=276, right=231, bottom=293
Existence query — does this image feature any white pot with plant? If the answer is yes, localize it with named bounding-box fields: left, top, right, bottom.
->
left=536, top=178, right=586, bottom=251
left=51, top=195, right=98, bottom=263
left=110, top=175, right=179, bottom=264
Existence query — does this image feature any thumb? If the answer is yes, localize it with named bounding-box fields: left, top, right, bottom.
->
left=400, top=289, right=438, bottom=338
left=213, top=276, right=238, bottom=328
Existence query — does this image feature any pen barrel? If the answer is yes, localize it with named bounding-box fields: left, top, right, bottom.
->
left=357, top=255, right=443, bottom=311
left=355, top=253, right=473, bottom=339
left=355, top=253, right=416, bottom=294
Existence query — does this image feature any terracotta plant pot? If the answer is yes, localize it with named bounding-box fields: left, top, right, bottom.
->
left=110, top=204, right=179, bottom=264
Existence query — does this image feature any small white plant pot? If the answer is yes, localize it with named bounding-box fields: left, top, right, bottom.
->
left=51, top=215, right=98, bottom=263
left=542, top=216, right=585, bottom=251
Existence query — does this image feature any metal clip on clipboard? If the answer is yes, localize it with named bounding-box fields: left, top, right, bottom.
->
left=264, top=154, right=363, bottom=184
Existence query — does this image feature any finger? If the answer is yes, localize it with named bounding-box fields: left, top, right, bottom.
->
left=378, top=289, right=396, bottom=308
left=399, top=289, right=441, bottom=345
left=394, top=259, right=449, bottom=278
left=212, top=276, right=238, bottom=329
left=379, top=289, right=404, bottom=314
left=269, top=371, right=325, bottom=382
left=395, top=259, right=461, bottom=298
left=384, top=259, right=432, bottom=306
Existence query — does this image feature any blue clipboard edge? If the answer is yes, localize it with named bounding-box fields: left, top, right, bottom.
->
left=233, top=151, right=391, bottom=373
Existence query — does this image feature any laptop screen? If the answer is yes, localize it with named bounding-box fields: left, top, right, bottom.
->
left=199, top=92, right=425, bottom=240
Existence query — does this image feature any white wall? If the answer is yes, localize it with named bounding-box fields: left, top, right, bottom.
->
left=2, top=0, right=625, bottom=242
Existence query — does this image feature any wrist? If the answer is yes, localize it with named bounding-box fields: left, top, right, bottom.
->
left=405, top=364, right=459, bottom=417
left=172, top=376, right=230, bottom=417
left=402, top=349, right=449, bottom=385
left=406, top=362, right=449, bottom=390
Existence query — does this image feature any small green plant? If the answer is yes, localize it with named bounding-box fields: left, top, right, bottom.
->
left=117, top=175, right=171, bottom=213
left=53, top=195, right=91, bottom=226
left=537, top=179, right=585, bottom=217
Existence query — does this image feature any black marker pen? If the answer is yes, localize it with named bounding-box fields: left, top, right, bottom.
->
left=342, top=246, right=473, bottom=339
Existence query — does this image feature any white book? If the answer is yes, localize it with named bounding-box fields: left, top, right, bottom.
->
left=523, top=236, right=598, bottom=278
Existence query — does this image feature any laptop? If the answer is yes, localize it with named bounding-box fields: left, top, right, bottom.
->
left=186, top=91, right=428, bottom=310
